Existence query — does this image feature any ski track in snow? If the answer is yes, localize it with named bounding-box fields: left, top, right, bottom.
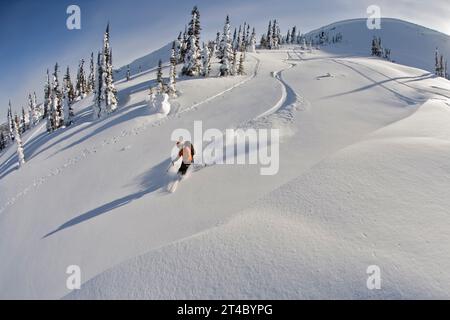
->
left=175, top=55, right=261, bottom=116
left=0, top=54, right=269, bottom=216
left=331, top=59, right=425, bottom=105
left=194, top=52, right=308, bottom=174
left=340, top=59, right=450, bottom=101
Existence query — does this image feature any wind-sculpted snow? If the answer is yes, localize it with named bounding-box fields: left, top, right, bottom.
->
left=68, top=100, right=450, bottom=299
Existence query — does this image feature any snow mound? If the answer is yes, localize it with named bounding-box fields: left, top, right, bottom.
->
left=67, top=99, right=450, bottom=300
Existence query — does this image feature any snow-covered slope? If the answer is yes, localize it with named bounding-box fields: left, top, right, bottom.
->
left=306, top=18, right=450, bottom=74
left=2, top=23, right=450, bottom=299
left=67, top=99, right=450, bottom=300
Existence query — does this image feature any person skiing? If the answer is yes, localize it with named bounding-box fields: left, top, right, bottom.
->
left=172, top=140, right=195, bottom=176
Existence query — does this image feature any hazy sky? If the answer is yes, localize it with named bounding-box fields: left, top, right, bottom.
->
left=1, top=0, right=449, bottom=122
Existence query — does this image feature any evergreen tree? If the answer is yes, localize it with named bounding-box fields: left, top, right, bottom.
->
left=248, top=28, right=257, bottom=53
left=445, top=60, right=449, bottom=79
left=231, top=49, right=238, bottom=75
left=25, top=99, right=32, bottom=130
left=175, top=32, right=183, bottom=63
left=182, top=6, right=202, bottom=76
left=242, top=22, right=247, bottom=46
left=236, top=25, right=243, bottom=51
left=88, top=52, right=95, bottom=93
left=64, top=67, right=76, bottom=105
left=246, top=24, right=251, bottom=48
left=50, top=63, right=62, bottom=130
left=126, top=65, right=131, bottom=81
left=63, top=68, right=75, bottom=123
left=237, top=52, right=245, bottom=75
left=168, top=42, right=178, bottom=97
left=29, top=92, right=40, bottom=125
left=291, top=26, right=297, bottom=44
left=61, top=85, right=72, bottom=127
left=46, top=74, right=53, bottom=133
left=272, top=20, right=280, bottom=49
left=435, top=48, right=440, bottom=76
left=260, top=34, right=267, bottom=49
left=102, top=23, right=118, bottom=114
left=7, top=100, right=14, bottom=141
left=21, top=107, right=29, bottom=132
left=13, top=118, right=25, bottom=167
left=180, top=26, right=188, bottom=64
left=94, top=52, right=104, bottom=119
left=219, top=15, right=233, bottom=76
left=76, top=59, right=87, bottom=98
left=286, top=29, right=291, bottom=45
left=371, top=37, right=383, bottom=57
left=0, top=131, right=6, bottom=151
left=44, top=69, right=51, bottom=119
left=201, top=42, right=211, bottom=77
left=266, top=20, right=273, bottom=49
left=156, top=59, right=164, bottom=90
left=14, top=113, right=20, bottom=134
left=214, top=32, right=221, bottom=57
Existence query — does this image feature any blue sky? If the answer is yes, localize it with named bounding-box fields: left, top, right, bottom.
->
left=1, top=0, right=449, bottom=122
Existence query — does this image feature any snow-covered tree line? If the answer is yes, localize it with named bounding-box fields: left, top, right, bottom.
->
left=435, top=48, right=449, bottom=79
left=371, top=37, right=392, bottom=61
left=148, top=6, right=251, bottom=102
left=260, top=20, right=282, bottom=49
left=0, top=92, right=41, bottom=154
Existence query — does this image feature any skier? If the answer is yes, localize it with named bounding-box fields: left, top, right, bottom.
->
left=172, top=140, right=195, bottom=176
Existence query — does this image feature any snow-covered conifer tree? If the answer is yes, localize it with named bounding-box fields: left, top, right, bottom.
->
left=201, top=42, right=211, bottom=77
left=76, top=59, right=87, bottom=98
left=156, top=59, right=164, bottom=90
left=237, top=25, right=243, bottom=51
left=88, top=52, right=95, bottom=93
left=102, top=24, right=118, bottom=114
left=182, top=6, right=202, bottom=76
left=237, top=52, right=245, bottom=75
left=93, top=52, right=104, bottom=120
left=291, top=26, right=297, bottom=44
left=248, top=28, right=256, bottom=53
left=266, top=20, right=273, bottom=49
left=7, top=100, right=15, bottom=141
left=214, top=32, right=221, bottom=57
left=168, top=42, right=178, bottom=97
left=13, top=119, right=25, bottom=167
left=64, top=67, right=76, bottom=106
left=45, top=72, right=53, bottom=133
left=50, top=63, right=62, bottom=130
left=175, top=32, right=183, bottom=63
left=286, top=29, right=291, bottom=45
left=0, top=131, right=6, bottom=151
left=219, top=15, right=233, bottom=76
left=180, top=27, right=188, bottom=64
left=14, top=121, right=25, bottom=166
left=44, top=69, right=51, bottom=119
left=126, top=65, right=131, bottom=81
left=61, top=85, right=72, bottom=127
